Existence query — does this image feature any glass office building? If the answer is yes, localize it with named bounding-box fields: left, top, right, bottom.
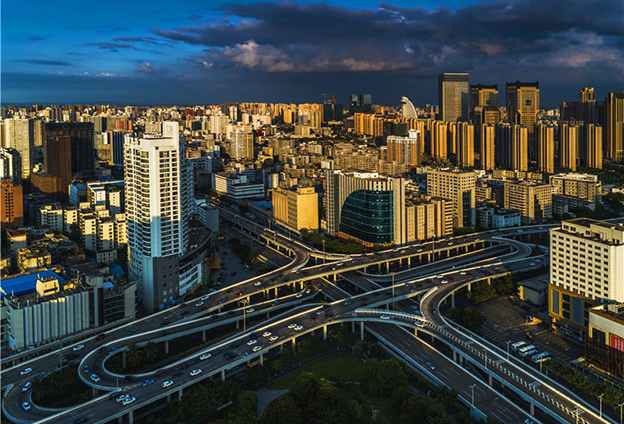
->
left=339, top=189, right=394, bottom=244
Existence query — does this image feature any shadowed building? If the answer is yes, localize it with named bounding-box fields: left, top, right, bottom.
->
left=45, top=122, right=95, bottom=174
left=506, top=81, right=539, bottom=159
left=438, top=73, right=470, bottom=122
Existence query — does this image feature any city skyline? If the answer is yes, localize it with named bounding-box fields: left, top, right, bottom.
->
left=3, top=0, right=623, bottom=107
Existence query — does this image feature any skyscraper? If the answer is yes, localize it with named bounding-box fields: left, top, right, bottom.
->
left=1, top=177, right=23, bottom=228
left=430, top=121, right=449, bottom=160
left=45, top=122, right=95, bottom=174
left=605, top=92, right=624, bottom=161
left=385, top=129, right=421, bottom=167
left=400, top=96, right=418, bottom=118
left=496, top=123, right=528, bottom=172
left=231, top=129, right=254, bottom=160
left=438, top=73, right=470, bottom=122
left=585, top=124, right=603, bottom=169
left=456, top=122, right=475, bottom=167
left=44, top=135, right=72, bottom=201
left=4, top=118, right=34, bottom=179
left=470, top=84, right=498, bottom=122
left=535, top=122, right=555, bottom=173
left=0, top=147, right=22, bottom=185
left=558, top=122, right=580, bottom=171
left=506, top=81, right=540, bottom=158
left=479, top=124, right=496, bottom=171
left=125, top=122, right=189, bottom=311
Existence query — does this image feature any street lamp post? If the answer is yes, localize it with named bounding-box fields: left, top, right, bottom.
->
left=391, top=272, right=396, bottom=310
left=506, top=341, right=511, bottom=361
left=618, top=401, right=624, bottom=424
left=470, top=384, right=476, bottom=407
left=322, top=240, right=326, bottom=265
left=599, top=393, right=604, bottom=418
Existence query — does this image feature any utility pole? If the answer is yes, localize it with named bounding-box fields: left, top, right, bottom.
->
left=391, top=272, right=396, bottom=310
left=470, top=384, right=476, bottom=407
left=599, top=393, right=604, bottom=418
left=506, top=341, right=511, bottom=361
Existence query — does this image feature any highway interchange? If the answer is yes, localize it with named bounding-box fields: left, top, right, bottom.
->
left=2, top=211, right=617, bottom=424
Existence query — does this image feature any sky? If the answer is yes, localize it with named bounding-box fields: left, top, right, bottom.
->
left=2, top=0, right=623, bottom=108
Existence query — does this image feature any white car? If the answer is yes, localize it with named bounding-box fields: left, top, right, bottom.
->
left=247, top=339, right=257, bottom=346
left=162, top=380, right=174, bottom=388
left=20, top=368, right=32, bottom=376
left=246, top=308, right=255, bottom=313
left=22, top=402, right=31, bottom=410
left=254, top=281, right=262, bottom=286
left=91, top=374, right=101, bottom=382
left=459, top=271, right=466, bottom=275
left=440, top=280, right=449, bottom=284
left=199, top=353, right=212, bottom=360
left=436, top=275, right=443, bottom=279
left=201, top=295, right=210, bottom=301
left=122, top=397, right=136, bottom=406
left=295, top=325, right=304, bottom=331
left=295, top=292, right=303, bottom=298
left=380, top=315, right=391, bottom=320
left=22, top=382, right=32, bottom=392
left=253, top=346, right=262, bottom=352
left=73, top=344, right=84, bottom=351
left=263, top=331, right=272, bottom=337
left=195, top=301, right=204, bottom=307
left=269, top=335, right=279, bottom=342
left=190, top=369, right=202, bottom=376
left=288, top=323, right=297, bottom=329
left=116, top=394, right=130, bottom=402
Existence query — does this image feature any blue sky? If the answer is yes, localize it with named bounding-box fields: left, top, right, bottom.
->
left=2, top=0, right=623, bottom=107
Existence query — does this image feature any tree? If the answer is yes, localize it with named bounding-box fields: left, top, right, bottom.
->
left=468, top=281, right=495, bottom=303
left=435, top=386, right=459, bottom=409
left=126, top=344, right=143, bottom=368
left=262, top=395, right=303, bottom=424
left=237, top=390, right=258, bottom=415
left=143, top=342, right=159, bottom=364
left=44, top=371, right=61, bottom=393
left=30, top=377, right=47, bottom=401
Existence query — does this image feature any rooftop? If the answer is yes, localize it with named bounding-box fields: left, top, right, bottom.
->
left=0, top=270, right=65, bottom=300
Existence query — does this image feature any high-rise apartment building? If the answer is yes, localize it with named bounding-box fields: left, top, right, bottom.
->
left=470, top=84, right=498, bottom=109
left=535, top=122, right=555, bottom=174
left=426, top=169, right=476, bottom=228
left=384, top=129, right=421, bottom=167
left=44, top=135, right=72, bottom=201
left=4, top=118, right=34, bottom=179
left=231, top=129, right=254, bottom=160
left=125, top=122, right=189, bottom=311
left=558, top=122, right=580, bottom=171
left=605, top=92, right=624, bottom=161
left=1, top=177, right=24, bottom=228
left=0, top=147, right=22, bottom=185
left=585, top=124, right=603, bottom=169
left=504, top=180, right=552, bottom=224
left=456, top=122, right=474, bottom=167
left=549, top=219, right=624, bottom=337
left=325, top=171, right=406, bottom=246
left=272, top=186, right=319, bottom=232
left=506, top=81, right=540, bottom=157
left=479, top=124, right=496, bottom=171
left=496, top=123, right=528, bottom=171
left=45, top=122, right=95, bottom=174
left=438, top=73, right=470, bottom=122
left=560, top=87, right=597, bottom=124
left=430, top=121, right=449, bottom=160
left=404, top=196, right=452, bottom=241
left=349, top=94, right=372, bottom=114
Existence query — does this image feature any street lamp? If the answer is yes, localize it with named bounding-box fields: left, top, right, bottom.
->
left=470, top=384, right=476, bottom=407
left=618, top=401, right=624, bottom=424
left=391, top=272, right=396, bottom=310
left=506, top=341, right=511, bottom=361
left=322, top=240, right=326, bottom=265
left=599, top=393, right=604, bottom=418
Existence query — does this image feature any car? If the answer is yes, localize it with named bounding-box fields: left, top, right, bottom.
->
left=199, top=353, right=212, bottom=360
left=272, top=300, right=279, bottom=306
left=295, top=325, right=304, bottom=331
left=255, top=281, right=262, bottom=286
left=73, top=418, right=88, bottom=424
left=380, top=315, right=391, bottom=320
left=517, top=229, right=523, bottom=233
left=126, top=328, right=137, bottom=335
left=156, top=369, right=168, bottom=376
left=162, top=380, right=174, bottom=388
left=22, top=402, right=31, bottom=410
left=253, top=346, right=262, bottom=352
left=95, top=334, right=106, bottom=341
left=200, top=294, right=210, bottom=301
left=90, top=374, right=101, bottom=382
left=305, top=288, right=311, bottom=294
left=426, top=362, right=435, bottom=370
left=198, top=307, right=207, bottom=312
left=530, top=263, right=535, bottom=266
left=459, top=271, right=466, bottom=275
left=325, top=312, right=333, bottom=318
left=436, top=274, right=443, bottom=278
left=141, top=379, right=154, bottom=387
left=22, top=382, right=32, bottom=392
left=246, top=308, right=255, bottom=313
left=190, top=369, right=202, bottom=376
left=83, top=365, right=89, bottom=373
left=440, top=280, right=448, bottom=284
left=269, top=335, right=279, bottom=342
left=195, top=301, right=204, bottom=307
left=122, top=397, right=136, bottom=406
left=263, top=331, right=272, bottom=337
left=336, top=262, right=344, bottom=266
left=536, top=259, right=542, bottom=263
left=296, top=292, right=303, bottom=298
left=109, top=347, right=118, bottom=353
left=343, top=300, right=352, bottom=306
left=73, top=344, right=84, bottom=351
left=20, top=368, right=32, bottom=375
left=247, top=339, right=257, bottom=345
left=288, top=323, right=297, bottom=329
left=525, top=420, right=535, bottom=424
left=538, top=227, right=543, bottom=230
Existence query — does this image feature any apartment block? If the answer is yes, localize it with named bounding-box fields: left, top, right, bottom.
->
left=426, top=169, right=476, bottom=228
left=504, top=180, right=552, bottom=224
left=271, top=186, right=319, bottom=231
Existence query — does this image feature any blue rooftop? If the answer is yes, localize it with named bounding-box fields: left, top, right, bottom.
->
left=108, top=264, right=125, bottom=277
left=252, top=201, right=273, bottom=210
left=0, top=271, right=65, bottom=300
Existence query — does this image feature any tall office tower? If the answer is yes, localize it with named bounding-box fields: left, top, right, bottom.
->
left=33, top=119, right=44, bottom=147
left=506, top=81, right=540, bottom=158
left=496, top=123, right=528, bottom=171
left=561, top=87, right=597, bottom=124
left=0, top=147, right=22, bottom=185
left=44, top=135, right=72, bottom=201
left=504, top=180, right=552, bottom=224
left=480, top=124, right=496, bottom=170
left=231, top=129, right=254, bottom=160
left=385, top=129, right=421, bottom=167
left=125, top=122, right=189, bottom=311
left=535, top=122, right=555, bottom=173
left=549, top=219, right=624, bottom=336
left=1, top=177, right=24, bottom=228
left=325, top=170, right=406, bottom=246
left=585, top=124, right=603, bottom=169
left=605, top=92, right=624, bottom=161
left=456, top=122, right=475, bottom=167
left=4, top=118, right=34, bottom=179
left=106, top=130, right=127, bottom=166
left=45, top=122, right=95, bottom=174
left=470, top=84, right=498, bottom=109
left=559, top=122, right=580, bottom=171
left=400, top=96, right=418, bottom=118
left=349, top=94, right=372, bottom=114
left=209, top=113, right=229, bottom=137
left=430, top=121, right=449, bottom=159
left=473, top=105, right=501, bottom=127
left=426, top=169, right=476, bottom=228
left=438, top=73, right=470, bottom=122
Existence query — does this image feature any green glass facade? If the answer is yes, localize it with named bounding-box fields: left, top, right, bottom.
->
left=339, top=189, right=393, bottom=244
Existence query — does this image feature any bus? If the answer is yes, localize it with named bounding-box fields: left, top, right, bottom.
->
left=518, top=345, right=536, bottom=356
left=531, top=352, right=550, bottom=363
left=520, top=348, right=537, bottom=358
left=511, top=341, right=527, bottom=351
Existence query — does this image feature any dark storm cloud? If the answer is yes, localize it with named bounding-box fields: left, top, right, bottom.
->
left=22, top=59, right=71, bottom=66
left=89, top=42, right=136, bottom=51
left=149, top=0, right=622, bottom=75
